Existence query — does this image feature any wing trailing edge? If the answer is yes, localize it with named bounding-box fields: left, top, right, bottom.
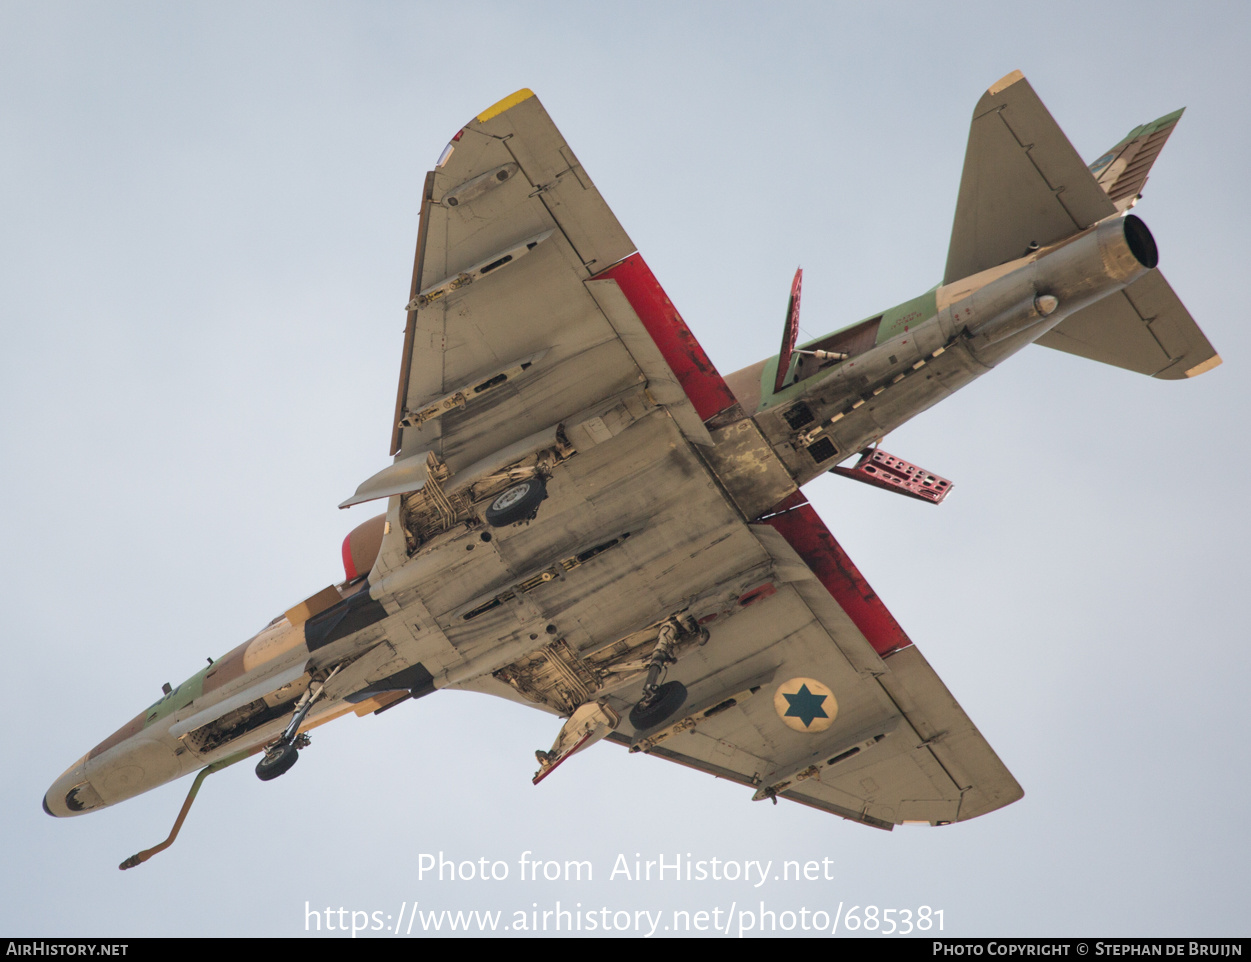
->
left=761, top=492, right=912, bottom=657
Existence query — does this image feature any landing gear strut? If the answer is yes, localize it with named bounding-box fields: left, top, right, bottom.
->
left=628, top=622, right=693, bottom=730
left=255, top=665, right=341, bottom=781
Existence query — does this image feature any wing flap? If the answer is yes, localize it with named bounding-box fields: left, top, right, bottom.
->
left=585, top=275, right=716, bottom=446
left=761, top=493, right=912, bottom=656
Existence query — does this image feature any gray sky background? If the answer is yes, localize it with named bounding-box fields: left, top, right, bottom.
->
left=3, top=1, right=1247, bottom=938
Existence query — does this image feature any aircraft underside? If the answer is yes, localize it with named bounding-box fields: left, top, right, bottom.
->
left=46, top=74, right=1219, bottom=868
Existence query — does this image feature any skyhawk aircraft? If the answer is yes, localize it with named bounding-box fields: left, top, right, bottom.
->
left=44, top=73, right=1219, bottom=868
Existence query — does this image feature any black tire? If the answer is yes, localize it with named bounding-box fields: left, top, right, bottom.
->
left=629, top=681, right=688, bottom=731
left=485, top=477, right=547, bottom=527
left=255, top=742, right=299, bottom=781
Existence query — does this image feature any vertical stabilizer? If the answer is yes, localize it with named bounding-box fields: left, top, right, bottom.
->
left=1087, top=109, right=1184, bottom=212
left=944, top=71, right=1117, bottom=285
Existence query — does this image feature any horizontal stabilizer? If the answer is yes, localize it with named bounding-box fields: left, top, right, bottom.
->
left=944, top=70, right=1117, bottom=285
left=1088, top=109, right=1183, bottom=212
left=1035, top=269, right=1221, bottom=379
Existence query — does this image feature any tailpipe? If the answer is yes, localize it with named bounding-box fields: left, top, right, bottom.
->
left=964, top=214, right=1158, bottom=350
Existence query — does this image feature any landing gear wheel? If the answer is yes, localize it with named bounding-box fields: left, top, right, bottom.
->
left=629, top=681, right=688, bottom=731
left=485, top=477, right=547, bottom=527
left=255, top=741, right=299, bottom=781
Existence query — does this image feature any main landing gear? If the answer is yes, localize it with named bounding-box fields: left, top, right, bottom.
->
left=630, top=680, right=688, bottom=730
left=529, top=617, right=707, bottom=783
left=485, top=476, right=547, bottom=527
left=255, top=665, right=341, bottom=781
left=628, top=621, right=697, bottom=731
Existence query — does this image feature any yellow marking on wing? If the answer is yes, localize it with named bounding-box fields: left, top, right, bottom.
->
left=1185, top=355, right=1223, bottom=377
left=477, top=88, right=535, bottom=123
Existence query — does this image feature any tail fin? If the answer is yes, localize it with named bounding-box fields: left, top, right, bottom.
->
left=1088, top=109, right=1184, bottom=212
left=947, top=74, right=1219, bottom=380
left=943, top=71, right=1117, bottom=285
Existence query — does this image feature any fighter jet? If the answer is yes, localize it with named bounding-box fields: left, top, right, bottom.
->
left=44, top=73, right=1219, bottom=867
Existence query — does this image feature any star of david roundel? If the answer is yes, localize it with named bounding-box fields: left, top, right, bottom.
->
left=773, top=677, right=838, bottom=733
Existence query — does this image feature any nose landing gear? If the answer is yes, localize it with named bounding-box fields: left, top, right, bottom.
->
left=255, top=733, right=310, bottom=781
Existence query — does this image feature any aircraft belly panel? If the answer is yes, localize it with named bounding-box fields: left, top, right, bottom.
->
left=701, top=418, right=798, bottom=521
left=431, top=416, right=758, bottom=667
left=491, top=411, right=720, bottom=572
left=756, top=339, right=987, bottom=484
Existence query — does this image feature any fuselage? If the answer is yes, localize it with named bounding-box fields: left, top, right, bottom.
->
left=45, top=212, right=1156, bottom=819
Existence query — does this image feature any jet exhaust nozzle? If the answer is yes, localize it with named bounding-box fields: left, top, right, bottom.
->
left=1121, top=214, right=1158, bottom=270
left=963, top=214, right=1159, bottom=351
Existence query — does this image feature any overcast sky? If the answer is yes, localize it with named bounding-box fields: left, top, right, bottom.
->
left=3, top=0, right=1248, bottom=938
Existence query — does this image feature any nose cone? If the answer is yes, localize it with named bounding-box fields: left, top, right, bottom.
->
left=43, top=756, right=102, bottom=818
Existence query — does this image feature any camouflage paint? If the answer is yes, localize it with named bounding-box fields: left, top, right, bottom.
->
left=89, top=661, right=210, bottom=758
left=142, top=664, right=208, bottom=729
left=756, top=289, right=940, bottom=410
left=1089, top=108, right=1184, bottom=176
left=87, top=712, right=146, bottom=761
left=874, top=289, right=938, bottom=345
